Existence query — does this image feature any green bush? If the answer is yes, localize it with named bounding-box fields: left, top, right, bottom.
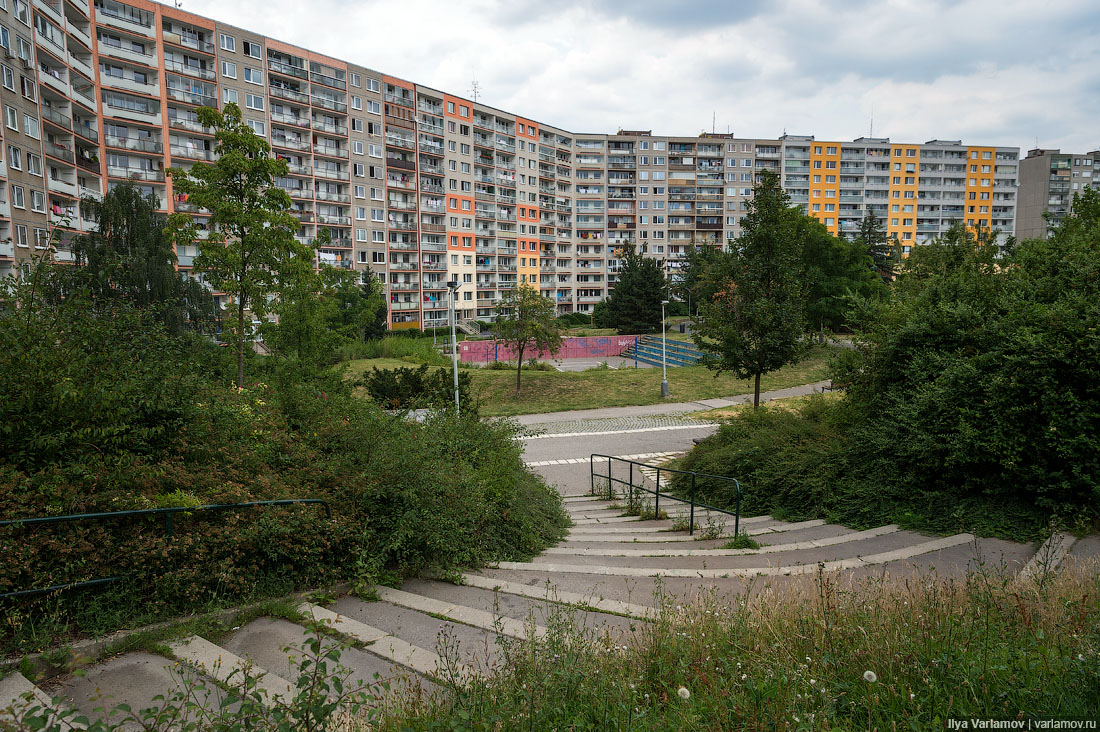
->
left=357, top=363, right=475, bottom=413
left=0, top=283, right=567, bottom=654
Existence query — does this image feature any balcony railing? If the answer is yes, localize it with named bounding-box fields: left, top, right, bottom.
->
left=270, top=111, right=310, bottom=128
left=268, top=59, right=309, bottom=80
left=384, top=92, right=414, bottom=108
left=311, top=96, right=348, bottom=113
left=269, top=85, right=310, bottom=104
left=166, top=88, right=216, bottom=107
left=41, top=107, right=71, bottom=130
left=162, top=31, right=214, bottom=54
left=272, top=136, right=310, bottom=152
left=105, top=135, right=163, bottom=153
left=163, top=59, right=215, bottom=80
left=107, top=166, right=164, bottom=182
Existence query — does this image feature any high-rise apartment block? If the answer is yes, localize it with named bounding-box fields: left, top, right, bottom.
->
left=1017, top=148, right=1098, bottom=239
left=0, top=0, right=1023, bottom=330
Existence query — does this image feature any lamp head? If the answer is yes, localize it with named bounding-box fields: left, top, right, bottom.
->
left=447, top=280, right=460, bottom=291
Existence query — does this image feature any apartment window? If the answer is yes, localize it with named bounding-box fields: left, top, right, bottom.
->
left=351, top=118, right=363, bottom=132
left=366, top=100, right=380, bottom=115
left=982, top=151, right=992, bottom=159
left=459, top=105, right=468, bottom=116
left=247, top=119, right=265, bottom=135
left=34, top=227, right=49, bottom=248
left=242, top=40, right=261, bottom=58
left=372, top=231, right=384, bottom=244
left=366, top=77, right=380, bottom=92
left=351, top=96, right=362, bottom=110
left=356, top=228, right=367, bottom=242
left=368, top=121, right=380, bottom=135
left=221, top=61, right=236, bottom=78
left=4, top=106, right=15, bottom=130
left=220, top=34, right=235, bottom=52
left=355, top=206, right=366, bottom=220
left=7, top=145, right=20, bottom=170
left=367, top=143, right=381, bottom=158
left=223, top=88, right=237, bottom=104
left=11, top=183, right=24, bottom=206
left=367, top=165, right=381, bottom=178
left=30, top=189, right=44, bottom=212
left=353, top=184, right=365, bottom=198
left=1, top=65, right=13, bottom=91
left=350, top=72, right=361, bottom=87
left=354, top=163, right=365, bottom=177
left=370, top=187, right=382, bottom=200
left=15, top=224, right=27, bottom=248
left=243, top=67, right=261, bottom=85
left=245, top=93, right=264, bottom=110
left=348, top=141, right=362, bottom=155
left=370, top=208, right=384, bottom=222
left=26, top=152, right=39, bottom=175
left=0, top=25, right=7, bottom=49
left=20, top=74, right=34, bottom=101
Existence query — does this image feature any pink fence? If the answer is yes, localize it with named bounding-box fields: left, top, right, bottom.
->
left=459, top=335, right=638, bottom=363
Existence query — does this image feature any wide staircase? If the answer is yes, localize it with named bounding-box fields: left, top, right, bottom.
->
left=0, top=458, right=1055, bottom=724
left=620, top=335, right=705, bottom=368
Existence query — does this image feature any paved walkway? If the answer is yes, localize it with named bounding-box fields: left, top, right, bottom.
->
left=512, top=380, right=831, bottom=426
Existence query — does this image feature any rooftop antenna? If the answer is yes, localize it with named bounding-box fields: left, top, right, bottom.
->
left=869, top=105, right=874, bottom=138
left=469, top=77, right=481, bottom=104
left=712, top=111, right=715, bottom=134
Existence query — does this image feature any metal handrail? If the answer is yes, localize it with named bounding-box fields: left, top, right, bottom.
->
left=1, top=499, right=331, bottom=599
left=589, top=454, right=740, bottom=537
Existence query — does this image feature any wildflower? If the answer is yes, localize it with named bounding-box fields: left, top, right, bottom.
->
left=863, top=670, right=877, bottom=683
left=809, top=678, right=816, bottom=685
left=741, top=674, right=747, bottom=681
left=677, top=686, right=690, bottom=700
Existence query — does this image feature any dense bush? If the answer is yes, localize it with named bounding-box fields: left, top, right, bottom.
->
left=357, top=363, right=475, bottom=413
left=679, top=198, right=1100, bottom=539
left=0, top=279, right=567, bottom=653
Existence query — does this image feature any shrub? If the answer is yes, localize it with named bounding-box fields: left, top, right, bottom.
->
left=357, top=363, right=475, bottom=414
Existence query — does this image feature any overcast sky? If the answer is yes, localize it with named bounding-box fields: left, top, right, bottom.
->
left=182, top=0, right=1100, bottom=152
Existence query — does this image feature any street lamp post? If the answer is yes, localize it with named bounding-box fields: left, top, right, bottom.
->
left=447, top=279, right=461, bottom=416
left=661, top=299, right=669, bottom=398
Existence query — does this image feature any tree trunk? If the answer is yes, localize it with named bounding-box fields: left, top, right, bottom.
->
left=237, top=299, right=246, bottom=388
left=753, top=372, right=761, bottom=411
left=515, top=344, right=524, bottom=393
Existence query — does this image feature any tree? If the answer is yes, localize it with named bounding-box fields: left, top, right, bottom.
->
left=494, top=284, right=563, bottom=393
left=602, top=243, right=666, bottom=334
left=800, top=216, right=887, bottom=335
left=855, top=210, right=899, bottom=282
left=693, top=170, right=807, bottom=409
left=331, top=272, right=388, bottom=343
left=674, top=241, right=726, bottom=318
left=167, top=103, right=309, bottom=387
left=64, top=183, right=215, bottom=334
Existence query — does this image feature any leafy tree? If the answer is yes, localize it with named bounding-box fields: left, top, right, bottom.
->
left=855, top=210, right=899, bottom=282
left=673, top=241, right=726, bottom=317
left=603, top=243, right=666, bottom=334
left=54, top=184, right=215, bottom=334
left=167, top=103, right=309, bottom=387
left=693, top=170, right=807, bottom=409
left=331, top=271, right=388, bottom=343
left=494, top=284, right=563, bottom=393
left=800, top=216, right=887, bottom=334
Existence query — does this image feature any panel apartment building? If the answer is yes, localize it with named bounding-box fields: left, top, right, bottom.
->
left=0, top=0, right=1019, bottom=330
left=1017, top=148, right=1098, bottom=239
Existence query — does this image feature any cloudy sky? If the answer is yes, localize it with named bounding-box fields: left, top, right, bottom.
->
left=183, top=0, right=1100, bottom=152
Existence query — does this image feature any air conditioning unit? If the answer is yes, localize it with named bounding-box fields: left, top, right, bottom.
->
left=4, top=52, right=14, bottom=61
left=21, top=59, right=31, bottom=70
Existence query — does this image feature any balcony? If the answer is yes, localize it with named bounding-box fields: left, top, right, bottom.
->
left=269, top=85, right=309, bottom=104
left=106, top=166, right=164, bottom=182
left=166, top=88, right=216, bottom=108
left=317, top=214, right=351, bottom=226
left=96, top=6, right=155, bottom=36
left=312, top=120, right=348, bottom=136
left=384, top=92, right=414, bottom=109
left=270, top=111, right=310, bottom=129
left=163, top=59, right=215, bottom=81
left=386, top=134, right=415, bottom=150
left=272, top=136, right=310, bottom=152
left=105, top=135, right=163, bottom=153
left=315, top=190, right=351, bottom=203
left=161, top=31, right=214, bottom=54
left=41, top=106, right=72, bottom=131
left=168, top=117, right=212, bottom=135
left=102, top=99, right=161, bottom=125
left=313, top=144, right=346, bottom=159
left=311, top=96, right=348, bottom=113
left=313, top=167, right=349, bottom=181
left=47, top=176, right=79, bottom=196
left=170, top=145, right=214, bottom=161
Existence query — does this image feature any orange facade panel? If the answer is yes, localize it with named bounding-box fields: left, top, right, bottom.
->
left=808, top=141, right=842, bottom=236
left=964, top=146, right=996, bottom=236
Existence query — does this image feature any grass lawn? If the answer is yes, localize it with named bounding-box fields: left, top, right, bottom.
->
left=345, top=345, right=836, bottom=417
left=693, top=389, right=843, bottom=421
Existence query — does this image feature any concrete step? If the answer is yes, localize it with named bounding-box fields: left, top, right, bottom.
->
left=55, top=648, right=224, bottom=728
left=169, top=635, right=294, bottom=705
left=0, top=672, right=77, bottom=730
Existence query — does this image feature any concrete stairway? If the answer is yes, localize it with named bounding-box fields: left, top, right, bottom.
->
left=1, top=471, right=1039, bottom=726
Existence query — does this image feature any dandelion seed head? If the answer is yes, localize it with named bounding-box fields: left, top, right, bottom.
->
left=677, top=686, right=690, bottom=700
left=863, top=670, right=877, bottom=683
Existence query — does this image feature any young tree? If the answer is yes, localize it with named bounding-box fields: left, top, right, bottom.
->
left=693, top=170, right=807, bottom=409
left=167, top=103, right=309, bottom=387
left=674, top=241, right=726, bottom=318
left=66, top=183, right=215, bottom=334
left=494, top=284, right=563, bottom=393
left=330, top=272, right=388, bottom=342
left=603, top=243, right=666, bottom=334
left=855, top=210, right=899, bottom=282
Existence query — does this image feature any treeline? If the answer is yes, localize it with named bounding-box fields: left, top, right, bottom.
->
left=678, top=186, right=1100, bottom=539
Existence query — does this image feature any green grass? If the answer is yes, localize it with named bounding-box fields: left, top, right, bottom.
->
left=347, top=345, right=834, bottom=417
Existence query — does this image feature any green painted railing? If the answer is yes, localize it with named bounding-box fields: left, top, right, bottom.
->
left=0, top=499, right=332, bottom=600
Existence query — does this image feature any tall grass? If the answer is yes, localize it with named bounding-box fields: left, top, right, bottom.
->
left=376, top=560, right=1100, bottom=730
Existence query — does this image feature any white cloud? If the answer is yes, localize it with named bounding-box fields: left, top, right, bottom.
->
left=180, top=0, right=1100, bottom=151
